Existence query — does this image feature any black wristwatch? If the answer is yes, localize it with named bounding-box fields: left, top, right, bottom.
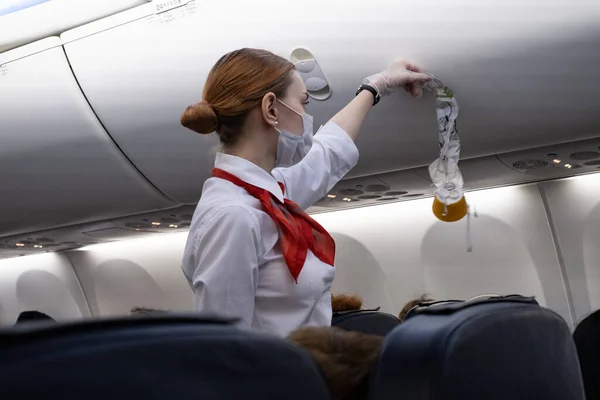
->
left=356, top=84, right=380, bottom=106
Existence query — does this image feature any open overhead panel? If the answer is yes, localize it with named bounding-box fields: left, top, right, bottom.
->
left=61, top=0, right=600, bottom=204
left=412, top=156, right=541, bottom=192
left=0, top=37, right=176, bottom=238
left=311, top=136, right=600, bottom=214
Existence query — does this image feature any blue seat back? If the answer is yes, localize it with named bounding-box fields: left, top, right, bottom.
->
left=369, top=296, right=585, bottom=400
left=0, top=314, right=331, bottom=400
left=332, top=309, right=400, bottom=337
left=573, top=309, right=600, bottom=400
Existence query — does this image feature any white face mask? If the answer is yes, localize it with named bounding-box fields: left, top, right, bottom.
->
left=274, top=99, right=314, bottom=168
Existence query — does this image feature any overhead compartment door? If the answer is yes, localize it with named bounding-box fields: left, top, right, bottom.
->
left=0, top=37, right=176, bottom=238
left=61, top=0, right=600, bottom=203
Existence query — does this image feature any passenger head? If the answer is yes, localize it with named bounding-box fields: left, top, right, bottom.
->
left=15, top=310, right=55, bottom=325
left=573, top=309, right=600, bottom=400
left=287, top=326, right=383, bottom=400
left=398, top=294, right=435, bottom=322
left=180, top=48, right=308, bottom=163
left=331, top=293, right=364, bottom=313
left=130, top=307, right=168, bottom=316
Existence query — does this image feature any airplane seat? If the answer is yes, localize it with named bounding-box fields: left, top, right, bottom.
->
left=367, top=295, right=586, bottom=400
left=14, top=310, right=55, bottom=326
left=0, top=314, right=331, bottom=399
left=573, top=309, right=600, bottom=400
left=332, top=308, right=400, bottom=337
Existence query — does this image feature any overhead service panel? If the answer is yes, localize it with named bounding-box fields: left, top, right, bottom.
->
left=413, top=156, right=540, bottom=192
left=0, top=37, right=176, bottom=238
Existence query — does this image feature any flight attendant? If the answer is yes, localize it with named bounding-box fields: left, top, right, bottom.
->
left=180, top=48, right=430, bottom=337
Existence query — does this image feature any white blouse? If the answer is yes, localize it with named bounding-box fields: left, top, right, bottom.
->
left=181, top=122, right=359, bottom=337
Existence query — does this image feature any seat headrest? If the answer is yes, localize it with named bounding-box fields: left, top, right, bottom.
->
left=0, top=314, right=330, bottom=400
left=332, top=309, right=400, bottom=337
left=15, top=310, right=55, bottom=325
left=369, top=299, right=585, bottom=400
left=574, top=309, right=600, bottom=400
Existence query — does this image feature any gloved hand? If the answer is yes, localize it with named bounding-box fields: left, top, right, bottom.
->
left=364, top=60, right=432, bottom=98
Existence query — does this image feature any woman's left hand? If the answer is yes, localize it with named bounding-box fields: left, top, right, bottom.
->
left=364, top=60, right=432, bottom=99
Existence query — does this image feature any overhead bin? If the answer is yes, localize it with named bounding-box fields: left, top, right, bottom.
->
left=60, top=0, right=600, bottom=204
left=0, top=0, right=149, bottom=53
left=0, top=37, right=176, bottom=238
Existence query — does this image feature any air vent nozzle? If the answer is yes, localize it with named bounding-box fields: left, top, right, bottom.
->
left=358, top=194, right=382, bottom=200
left=512, top=159, right=548, bottom=170
left=364, top=184, right=390, bottom=193
left=125, top=222, right=151, bottom=230
left=339, top=189, right=363, bottom=196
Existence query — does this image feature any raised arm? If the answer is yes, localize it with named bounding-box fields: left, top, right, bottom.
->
left=273, top=60, right=431, bottom=209
left=329, top=90, right=377, bottom=141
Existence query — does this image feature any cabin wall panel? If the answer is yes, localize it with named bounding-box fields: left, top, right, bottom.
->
left=3, top=174, right=600, bottom=328
left=64, top=232, right=193, bottom=317
left=312, top=184, right=571, bottom=323
left=539, top=173, right=600, bottom=324
left=0, top=253, right=90, bottom=327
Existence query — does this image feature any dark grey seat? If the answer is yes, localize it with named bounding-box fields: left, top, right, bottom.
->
left=0, top=314, right=331, bottom=400
left=574, top=309, right=600, bottom=400
left=332, top=308, right=400, bottom=337
left=369, top=295, right=585, bottom=400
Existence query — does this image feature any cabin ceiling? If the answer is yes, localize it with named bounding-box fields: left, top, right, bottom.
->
left=0, top=0, right=599, bottom=258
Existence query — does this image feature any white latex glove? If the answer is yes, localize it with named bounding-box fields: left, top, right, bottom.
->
left=364, top=60, right=432, bottom=98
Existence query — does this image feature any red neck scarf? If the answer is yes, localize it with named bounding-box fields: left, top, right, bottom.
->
left=212, top=168, right=335, bottom=282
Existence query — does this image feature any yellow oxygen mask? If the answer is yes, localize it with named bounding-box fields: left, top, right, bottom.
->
left=424, top=76, right=467, bottom=223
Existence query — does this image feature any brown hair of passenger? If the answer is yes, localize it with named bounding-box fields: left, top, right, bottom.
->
left=130, top=307, right=168, bottom=316
left=331, top=293, right=364, bottom=313
left=398, top=294, right=435, bottom=322
left=287, top=326, right=383, bottom=400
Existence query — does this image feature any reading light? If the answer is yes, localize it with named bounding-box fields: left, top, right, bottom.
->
left=34, top=245, right=43, bottom=248
left=169, top=224, right=178, bottom=228
left=152, top=222, right=161, bottom=226
left=16, top=243, right=24, bottom=247
left=564, top=164, right=572, bottom=169
left=327, top=194, right=336, bottom=199
left=342, top=198, right=352, bottom=202
left=553, top=159, right=561, bottom=164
